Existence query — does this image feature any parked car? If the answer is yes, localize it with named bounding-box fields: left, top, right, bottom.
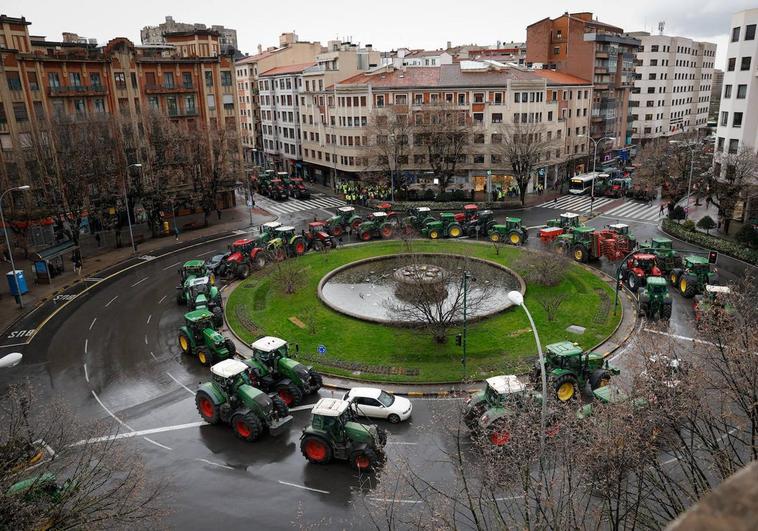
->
left=343, top=387, right=413, bottom=424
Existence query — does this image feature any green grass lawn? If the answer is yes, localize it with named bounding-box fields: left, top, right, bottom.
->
left=226, top=241, right=621, bottom=383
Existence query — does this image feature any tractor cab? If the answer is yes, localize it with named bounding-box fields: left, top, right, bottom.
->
left=308, top=221, right=328, bottom=234
left=274, top=226, right=296, bottom=240
left=629, top=253, right=660, bottom=275
left=682, top=255, right=710, bottom=273
left=607, top=223, right=630, bottom=236
left=408, top=206, right=431, bottom=218
left=210, top=358, right=252, bottom=391
left=649, top=238, right=674, bottom=256
left=184, top=309, right=219, bottom=338
left=259, top=221, right=282, bottom=240
left=229, top=238, right=255, bottom=256
left=644, top=275, right=668, bottom=294
left=544, top=341, right=609, bottom=375
left=187, top=276, right=211, bottom=303
left=251, top=336, right=290, bottom=366
left=548, top=212, right=581, bottom=230
left=276, top=171, right=289, bottom=181
left=179, top=259, right=209, bottom=284
left=368, top=211, right=388, bottom=222
left=376, top=202, right=399, bottom=217
left=504, top=217, right=523, bottom=231
left=455, top=204, right=479, bottom=223
left=483, top=375, right=527, bottom=406
left=559, top=226, right=594, bottom=247
left=478, top=210, right=495, bottom=224
left=336, top=206, right=355, bottom=220
left=439, top=212, right=456, bottom=225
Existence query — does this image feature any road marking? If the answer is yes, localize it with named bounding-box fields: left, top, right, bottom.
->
left=84, top=339, right=88, bottom=354
left=166, top=372, right=194, bottom=394
left=146, top=314, right=152, bottom=325
left=368, top=497, right=421, bottom=504
left=289, top=404, right=316, bottom=412
left=386, top=441, right=418, bottom=445
left=144, top=334, right=148, bottom=345
left=149, top=351, right=158, bottom=360
left=105, top=296, right=118, bottom=308
left=89, top=317, right=97, bottom=330
left=83, top=363, right=89, bottom=383
left=54, top=293, right=78, bottom=302
left=643, top=328, right=717, bottom=346
left=197, top=458, right=233, bottom=470
left=91, top=390, right=134, bottom=431
left=198, top=250, right=216, bottom=257
left=162, top=261, right=183, bottom=271
left=143, top=437, right=172, bottom=451
left=72, top=421, right=206, bottom=445
left=130, top=277, right=149, bottom=287
left=84, top=277, right=104, bottom=282
left=277, top=480, right=329, bottom=494
left=137, top=255, right=157, bottom=262
left=6, top=329, right=35, bottom=339
left=158, top=295, right=168, bottom=304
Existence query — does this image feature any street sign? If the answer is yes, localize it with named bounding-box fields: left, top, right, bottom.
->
left=317, top=344, right=327, bottom=354
left=486, top=170, right=492, bottom=176
left=708, top=251, right=718, bottom=264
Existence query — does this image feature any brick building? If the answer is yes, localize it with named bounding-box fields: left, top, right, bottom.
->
left=526, top=12, right=640, bottom=151
left=141, top=15, right=238, bottom=55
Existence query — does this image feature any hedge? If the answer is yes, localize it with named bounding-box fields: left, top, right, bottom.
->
left=368, top=199, right=524, bottom=211
left=662, top=219, right=758, bottom=265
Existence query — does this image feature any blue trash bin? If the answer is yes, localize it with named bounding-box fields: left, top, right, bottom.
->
left=7, top=270, right=29, bottom=296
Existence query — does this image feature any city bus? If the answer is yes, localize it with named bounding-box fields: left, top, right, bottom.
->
left=569, top=173, right=605, bottom=195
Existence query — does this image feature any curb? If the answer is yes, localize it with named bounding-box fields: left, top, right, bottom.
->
left=658, top=221, right=758, bottom=271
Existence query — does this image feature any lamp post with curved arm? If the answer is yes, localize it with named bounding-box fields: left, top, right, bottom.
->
left=670, top=140, right=695, bottom=219
left=125, top=163, right=141, bottom=253
left=578, top=135, right=615, bottom=214
left=1, top=185, right=31, bottom=308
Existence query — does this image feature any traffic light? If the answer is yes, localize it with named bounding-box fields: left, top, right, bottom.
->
left=455, top=334, right=462, bottom=346
left=708, top=251, right=718, bottom=264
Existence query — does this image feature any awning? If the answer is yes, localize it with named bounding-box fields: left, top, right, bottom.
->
left=32, top=240, right=78, bottom=261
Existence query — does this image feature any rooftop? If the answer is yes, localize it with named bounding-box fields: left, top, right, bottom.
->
left=486, top=375, right=525, bottom=395
left=259, top=62, right=316, bottom=77
left=251, top=336, right=287, bottom=352
left=312, top=398, right=350, bottom=417
left=210, top=359, right=249, bottom=378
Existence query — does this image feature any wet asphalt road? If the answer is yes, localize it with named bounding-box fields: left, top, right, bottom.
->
left=0, top=196, right=754, bottom=529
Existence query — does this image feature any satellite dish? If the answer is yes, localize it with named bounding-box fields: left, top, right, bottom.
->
left=0, top=352, right=23, bottom=368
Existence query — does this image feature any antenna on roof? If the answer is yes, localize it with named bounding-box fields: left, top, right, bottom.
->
left=658, top=21, right=665, bottom=35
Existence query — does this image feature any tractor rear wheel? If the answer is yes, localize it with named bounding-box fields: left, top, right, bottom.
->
left=238, top=264, right=251, bottom=280
left=254, top=255, right=266, bottom=270
left=276, top=383, right=303, bottom=407
left=224, top=339, right=237, bottom=357
left=212, top=307, right=224, bottom=328
left=508, top=230, right=522, bottom=245
left=429, top=229, right=440, bottom=240
left=176, top=291, right=184, bottom=305
left=680, top=276, right=696, bottom=298
left=380, top=224, right=394, bottom=239
left=572, top=244, right=588, bottom=263
left=331, top=225, right=344, bottom=237
left=589, top=369, right=612, bottom=390
left=661, top=302, right=672, bottom=320
left=292, top=238, right=306, bottom=256
left=232, top=411, right=263, bottom=442
left=638, top=301, right=649, bottom=317
left=178, top=331, right=192, bottom=355
left=271, top=395, right=289, bottom=418
left=669, top=270, right=681, bottom=286
left=489, top=232, right=500, bottom=242
left=448, top=224, right=462, bottom=238
left=197, top=349, right=213, bottom=367
left=301, top=435, right=333, bottom=464
left=488, top=420, right=512, bottom=446
left=350, top=448, right=381, bottom=471
left=351, top=219, right=363, bottom=231
left=467, top=226, right=479, bottom=239
left=554, top=374, right=579, bottom=402
left=360, top=231, right=372, bottom=241
left=308, top=369, right=323, bottom=393
left=195, top=391, right=220, bottom=424
left=312, top=240, right=325, bottom=252
left=627, top=274, right=639, bottom=292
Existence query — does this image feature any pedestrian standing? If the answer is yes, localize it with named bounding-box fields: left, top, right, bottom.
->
left=73, top=251, right=82, bottom=277
left=659, top=203, right=665, bottom=216
left=95, top=232, right=101, bottom=247
left=174, top=226, right=180, bottom=241
left=216, top=209, right=222, bottom=220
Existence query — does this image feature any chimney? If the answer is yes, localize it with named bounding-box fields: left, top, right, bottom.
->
left=446, top=40, right=451, bottom=49
left=257, top=44, right=262, bottom=54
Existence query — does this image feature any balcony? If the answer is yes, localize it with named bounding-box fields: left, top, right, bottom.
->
left=47, top=85, right=107, bottom=97
left=144, top=83, right=195, bottom=94
left=168, top=109, right=199, bottom=118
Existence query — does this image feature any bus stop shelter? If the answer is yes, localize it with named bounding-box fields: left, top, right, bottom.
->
left=32, top=240, right=79, bottom=284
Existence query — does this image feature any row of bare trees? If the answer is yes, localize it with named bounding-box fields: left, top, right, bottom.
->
left=0, top=110, right=241, bottom=249
left=365, top=104, right=559, bottom=205
left=361, top=275, right=757, bottom=530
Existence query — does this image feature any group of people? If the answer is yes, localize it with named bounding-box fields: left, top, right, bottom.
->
left=337, top=181, right=392, bottom=206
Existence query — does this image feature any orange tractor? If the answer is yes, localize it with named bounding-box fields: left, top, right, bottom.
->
left=556, top=226, right=636, bottom=263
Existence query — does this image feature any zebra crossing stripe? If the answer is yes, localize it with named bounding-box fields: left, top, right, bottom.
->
left=605, top=202, right=649, bottom=217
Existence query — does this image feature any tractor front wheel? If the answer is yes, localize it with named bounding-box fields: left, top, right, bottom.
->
left=589, top=369, right=612, bottom=390
left=350, top=448, right=381, bottom=471
left=554, top=374, right=579, bottom=402
left=238, top=264, right=251, bottom=280
left=195, top=391, right=220, bottom=424
left=572, top=244, right=588, bottom=263
left=197, top=349, right=213, bottom=367
left=351, top=218, right=363, bottom=231
left=669, top=270, right=681, bottom=286
left=178, top=331, right=192, bottom=355
left=212, top=307, right=224, bottom=328
left=276, top=383, right=303, bottom=407
left=489, top=232, right=500, bottom=242
left=448, top=224, right=462, bottom=238
left=680, top=276, right=696, bottom=298
left=428, top=229, right=440, bottom=240
left=508, top=230, right=522, bottom=245
left=301, top=436, right=333, bottom=464
left=380, top=224, right=394, bottom=239
left=231, top=411, right=263, bottom=442
left=360, top=231, right=372, bottom=241
left=331, top=225, right=344, bottom=237
left=271, top=395, right=289, bottom=418
left=224, top=339, right=237, bottom=357
left=308, top=369, right=323, bottom=393
left=292, top=238, right=306, bottom=256
left=254, top=255, right=266, bottom=270
left=627, top=274, right=639, bottom=292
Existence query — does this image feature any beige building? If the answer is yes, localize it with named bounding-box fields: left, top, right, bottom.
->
left=234, top=33, right=323, bottom=165
left=298, top=62, right=592, bottom=195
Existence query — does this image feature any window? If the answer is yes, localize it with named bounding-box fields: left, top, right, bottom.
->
left=720, top=111, right=728, bottom=126
left=73, top=99, right=86, bottom=114
left=491, top=134, right=502, bottom=144
left=732, top=27, right=741, bottom=42
left=13, top=102, right=28, bottom=121
left=48, top=73, right=60, bottom=88
left=182, top=72, right=193, bottom=88
left=458, top=93, right=466, bottom=105
left=717, top=137, right=724, bottom=151
left=163, top=72, right=174, bottom=88
left=473, top=113, right=483, bottom=124
left=27, top=72, right=39, bottom=91
left=494, top=93, right=502, bottom=104
left=395, top=94, right=407, bottom=104
left=474, top=134, right=485, bottom=144
left=724, top=84, right=732, bottom=98
left=474, top=93, right=484, bottom=103
left=727, top=58, right=736, bottom=71
left=651, top=45, right=659, bottom=52
left=414, top=154, right=426, bottom=164
left=650, top=59, right=658, bottom=66
left=473, top=154, right=485, bottom=164
left=736, top=84, right=747, bottom=99
left=492, top=113, right=502, bottom=123
left=740, top=57, right=751, bottom=71
left=221, top=71, right=232, bottom=86
left=553, top=46, right=560, bottom=55
left=648, top=73, right=657, bottom=80
left=746, top=24, right=756, bottom=40
left=733, top=112, right=743, bottom=128
left=94, top=98, right=105, bottom=112
left=205, top=71, right=214, bottom=87
left=728, top=139, right=739, bottom=154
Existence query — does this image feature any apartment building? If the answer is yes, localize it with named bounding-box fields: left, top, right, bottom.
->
left=141, top=15, right=238, bottom=55
left=526, top=12, right=640, bottom=150
left=709, top=69, right=723, bottom=122
left=234, top=33, right=323, bottom=165
left=383, top=49, right=453, bottom=67
left=628, top=32, right=717, bottom=142
left=298, top=62, right=592, bottom=195
left=0, top=15, right=240, bottom=205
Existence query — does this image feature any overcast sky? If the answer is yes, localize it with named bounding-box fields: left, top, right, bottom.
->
left=5, top=0, right=755, bottom=68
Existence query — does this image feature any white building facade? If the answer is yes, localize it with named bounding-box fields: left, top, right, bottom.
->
left=629, top=32, right=717, bottom=142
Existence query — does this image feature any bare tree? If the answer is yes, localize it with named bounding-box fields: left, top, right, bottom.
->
left=364, top=107, right=414, bottom=194
left=416, top=103, right=470, bottom=194
left=0, top=382, right=164, bottom=529
left=711, top=145, right=758, bottom=234
left=495, top=121, right=557, bottom=206
left=270, top=259, right=305, bottom=295
left=513, top=249, right=569, bottom=287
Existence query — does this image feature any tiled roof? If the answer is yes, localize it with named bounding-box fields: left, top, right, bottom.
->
left=259, top=62, right=315, bottom=76
left=236, top=50, right=275, bottom=64
left=406, top=50, right=447, bottom=58
left=531, top=70, right=592, bottom=86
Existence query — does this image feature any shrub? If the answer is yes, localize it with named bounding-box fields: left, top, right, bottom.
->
left=451, top=189, right=465, bottom=201
left=662, top=219, right=758, bottom=265
left=681, top=219, right=696, bottom=231
left=422, top=189, right=435, bottom=201
left=696, top=215, right=717, bottom=234
left=735, top=224, right=758, bottom=249
left=437, top=192, right=453, bottom=202
left=670, top=205, right=686, bottom=220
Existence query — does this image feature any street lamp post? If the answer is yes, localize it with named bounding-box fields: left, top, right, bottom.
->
left=124, top=163, right=141, bottom=253
left=670, top=140, right=695, bottom=219
left=1, top=185, right=31, bottom=308
left=578, top=135, right=615, bottom=214
left=507, top=290, right=547, bottom=451
left=461, top=271, right=471, bottom=380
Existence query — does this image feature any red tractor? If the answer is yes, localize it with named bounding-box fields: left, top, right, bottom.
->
left=376, top=202, right=401, bottom=224
left=454, top=204, right=480, bottom=224
left=220, top=238, right=267, bottom=279
left=618, top=252, right=663, bottom=292
left=288, top=177, right=311, bottom=200
left=304, top=221, right=335, bottom=251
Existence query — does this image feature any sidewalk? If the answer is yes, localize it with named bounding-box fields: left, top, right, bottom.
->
left=0, top=199, right=275, bottom=334
left=676, top=197, right=726, bottom=236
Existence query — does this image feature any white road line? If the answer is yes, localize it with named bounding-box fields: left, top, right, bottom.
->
left=149, top=351, right=158, bottom=360
left=198, top=250, right=216, bottom=257
left=369, top=498, right=423, bottom=504
left=146, top=314, right=152, bottom=325
left=162, top=261, right=183, bottom=271
left=144, top=335, right=148, bottom=345
left=166, top=372, right=194, bottom=395
left=105, top=296, right=118, bottom=307
left=91, top=390, right=134, bottom=431
left=158, top=295, right=167, bottom=304
left=89, top=317, right=97, bottom=330
left=143, top=437, right=172, bottom=450
left=642, top=328, right=717, bottom=346
left=277, top=480, right=330, bottom=494
left=72, top=421, right=206, bottom=446
left=386, top=441, right=418, bottom=445
left=83, top=363, right=89, bottom=383
left=288, top=404, right=316, bottom=412
left=197, top=458, right=234, bottom=470
left=84, top=339, right=88, bottom=354
left=130, top=277, right=149, bottom=287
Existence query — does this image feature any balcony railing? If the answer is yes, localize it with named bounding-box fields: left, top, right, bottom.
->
left=48, top=85, right=107, bottom=96
left=144, top=83, right=195, bottom=94
left=168, top=109, right=199, bottom=118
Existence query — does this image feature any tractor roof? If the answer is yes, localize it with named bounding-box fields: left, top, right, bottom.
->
left=573, top=226, right=595, bottom=234
left=561, top=212, right=580, bottom=219
left=592, top=385, right=628, bottom=404
left=185, top=309, right=213, bottom=321
left=233, top=238, right=253, bottom=246
left=337, top=206, right=355, bottom=213
left=275, top=225, right=296, bottom=232
left=271, top=178, right=283, bottom=183
left=486, top=375, right=525, bottom=395
left=480, top=210, right=493, bottom=215
left=464, top=204, right=478, bottom=211
left=189, top=276, right=210, bottom=287
left=608, top=223, right=628, bottom=230
left=309, top=221, right=326, bottom=228
left=211, top=359, right=248, bottom=378
left=546, top=341, right=583, bottom=357
left=540, top=226, right=564, bottom=234
left=312, top=398, right=350, bottom=417
left=440, top=212, right=455, bottom=218
left=372, top=211, right=388, bottom=218
left=416, top=206, right=431, bottom=212
left=251, top=336, right=287, bottom=352
left=290, top=177, right=303, bottom=181
left=646, top=276, right=668, bottom=287
left=377, top=202, right=391, bottom=209
left=276, top=172, right=288, bottom=176
left=652, top=237, right=672, bottom=245
left=505, top=217, right=521, bottom=223
left=705, top=285, right=730, bottom=294
left=633, top=253, right=656, bottom=260
left=183, top=259, right=205, bottom=268
left=685, top=255, right=709, bottom=265
left=262, top=221, right=282, bottom=229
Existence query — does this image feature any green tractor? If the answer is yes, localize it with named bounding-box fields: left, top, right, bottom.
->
left=606, top=223, right=637, bottom=250
left=669, top=255, right=718, bottom=298
left=254, top=221, right=283, bottom=246
left=265, top=225, right=307, bottom=260
left=183, top=276, right=223, bottom=322
left=403, top=206, right=437, bottom=234
left=546, top=212, right=582, bottom=232
left=556, top=226, right=597, bottom=262
left=641, top=237, right=683, bottom=275
left=247, top=336, right=323, bottom=406
left=637, top=276, right=673, bottom=320
left=421, top=212, right=463, bottom=239
left=530, top=341, right=619, bottom=402
left=195, top=359, right=293, bottom=442
left=576, top=385, right=649, bottom=419
left=176, top=259, right=215, bottom=304
left=694, top=285, right=736, bottom=329
left=357, top=211, right=395, bottom=241
left=327, top=206, right=363, bottom=237
left=7, top=472, right=73, bottom=504
left=487, top=217, right=528, bottom=245
left=300, top=397, right=387, bottom=471
left=605, top=177, right=632, bottom=198
left=178, top=309, right=236, bottom=366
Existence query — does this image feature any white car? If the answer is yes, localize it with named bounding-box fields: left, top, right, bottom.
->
left=343, top=387, right=412, bottom=423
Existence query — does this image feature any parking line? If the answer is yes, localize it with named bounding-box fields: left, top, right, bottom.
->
left=91, top=390, right=134, bottom=431
left=643, top=328, right=717, bottom=346
left=143, top=437, right=172, bottom=451
left=158, top=295, right=167, bottom=304
left=277, top=480, right=329, bottom=494
left=84, top=338, right=88, bottom=354
left=368, top=497, right=422, bottom=504
left=72, top=421, right=206, bottom=445
left=146, top=314, right=152, bottom=325
left=166, top=372, right=194, bottom=395
left=149, top=351, right=158, bottom=360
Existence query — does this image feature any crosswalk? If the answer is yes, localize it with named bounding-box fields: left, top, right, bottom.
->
left=536, top=195, right=665, bottom=222
left=255, top=194, right=346, bottom=216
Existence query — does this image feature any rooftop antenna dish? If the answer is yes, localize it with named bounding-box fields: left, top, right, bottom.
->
left=658, top=21, right=665, bottom=35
